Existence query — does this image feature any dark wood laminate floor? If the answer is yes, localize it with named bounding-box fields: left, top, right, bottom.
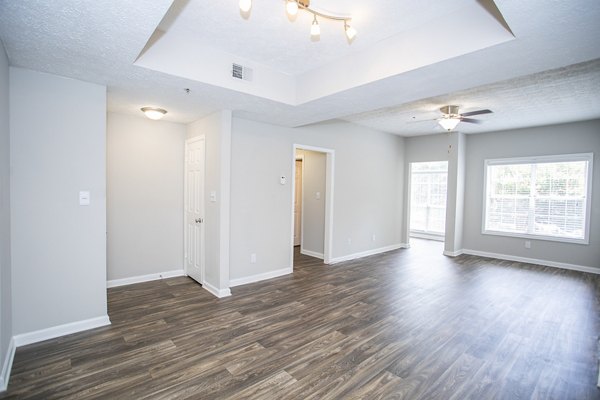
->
left=2, top=239, right=600, bottom=399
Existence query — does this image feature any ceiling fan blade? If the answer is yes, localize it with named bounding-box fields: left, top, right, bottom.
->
left=461, top=117, right=482, bottom=124
left=407, top=118, right=438, bottom=124
left=460, top=109, right=493, bottom=117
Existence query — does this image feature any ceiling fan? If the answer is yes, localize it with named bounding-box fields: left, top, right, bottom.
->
left=412, top=105, right=493, bottom=131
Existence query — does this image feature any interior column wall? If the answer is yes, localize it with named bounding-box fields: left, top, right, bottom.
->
left=10, top=67, right=108, bottom=335
left=0, top=39, right=12, bottom=391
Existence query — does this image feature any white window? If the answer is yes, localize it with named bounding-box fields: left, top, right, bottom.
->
left=483, top=153, right=593, bottom=244
left=410, top=161, right=448, bottom=237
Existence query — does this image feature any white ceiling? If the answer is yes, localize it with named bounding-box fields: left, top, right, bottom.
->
left=0, top=0, right=599, bottom=136
left=157, top=0, right=480, bottom=76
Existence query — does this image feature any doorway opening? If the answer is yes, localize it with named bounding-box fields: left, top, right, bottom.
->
left=409, top=161, right=448, bottom=242
left=291, top=144, right=334, bottom=268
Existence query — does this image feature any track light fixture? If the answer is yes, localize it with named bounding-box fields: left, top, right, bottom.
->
left=311, top=15, right=320, bottom=39
left=286, top=0, right=298, bottom=16
left=239, top=0, right=252, bottom=13
left=240, top=0, right=356, bottom=42
left=344, top=20, right=357, bottom=41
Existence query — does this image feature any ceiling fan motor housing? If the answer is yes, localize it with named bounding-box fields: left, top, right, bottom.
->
left=440, top=105, right=460, bottom=116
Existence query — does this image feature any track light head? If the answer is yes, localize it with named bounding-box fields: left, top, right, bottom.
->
left=311, top=15, right=320, bottom=38
left=286, top=0, right=298, bottom=16
left=239, top=0, right=252, bottom=13
left=344, top=21, right=357, bottom=40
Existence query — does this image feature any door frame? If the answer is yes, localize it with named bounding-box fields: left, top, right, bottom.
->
left=294, top=154, right=305, bottom=248
left=406, top=160, right=449, bottom=246
left=184, top=136, right=206, bottom=284
left=290, top=144, right=335, bottom=266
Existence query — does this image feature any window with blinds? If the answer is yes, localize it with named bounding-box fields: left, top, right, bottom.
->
left=410, top=161, right=448, bottom=237
left=483, top=153, right=593, bottom=244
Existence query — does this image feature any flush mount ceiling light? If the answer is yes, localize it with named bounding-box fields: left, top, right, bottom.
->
left=141, top=107, right=167, bottom=120
left=240, top=0, right=356, bottom=42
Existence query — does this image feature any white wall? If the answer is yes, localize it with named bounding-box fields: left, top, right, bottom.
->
left=187, top=111, right=231, bottom=293
left=107, top=113, right=185, bottom=281
left=0, top=39, right=12, bottom=390
left=463, top=120, right=600, bottom=269
left=296, top=149, right=326, bottom=256
left=444, top=132, right=466, bottom=254
left=10, top=68, right=108, bottom=335
left=230, top=117, right=405, bottom=281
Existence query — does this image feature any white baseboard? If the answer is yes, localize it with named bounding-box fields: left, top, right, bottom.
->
left=461, top=249, right=599, bottom=275
left=300, top=249, right=324, bottom=259
left=107, top=269, right=185, bottom=288
left=13, top=315, right=111, bottom=348
left=329, top=243, right=408, bottom=264
left=443, top=249, right=464, bottom=257
left=0, top=337, right=15, bottom=392
left=230, top=267, right=293, bottom=287
left=203, top=281, right=231, bottom=298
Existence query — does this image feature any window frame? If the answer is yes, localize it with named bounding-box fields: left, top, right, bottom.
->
left=481, top=153, right=593, bottom=245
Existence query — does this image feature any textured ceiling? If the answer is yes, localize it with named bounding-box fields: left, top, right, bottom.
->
left=0, top=0, right=599, bottom=133
left=343, top=59, right=600, bottom=136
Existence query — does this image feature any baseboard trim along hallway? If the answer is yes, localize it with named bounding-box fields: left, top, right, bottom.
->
left=329, top=243, right=408, bottom=264
left=230, top=267, right=293, bottom=287
left=0, top=338, right=16, bottom=392
left=107, top=269, right=185, bottom=288
left=13, top=315, right=111, bottom=348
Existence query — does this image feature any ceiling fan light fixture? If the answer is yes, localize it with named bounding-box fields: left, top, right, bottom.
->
left=239, top=0, right=252, bottom=13
left=141, top=107, right=167, bottom=120
left=286, top=0, right=298, bottom=16
left=438, top=117, right=461, bottom=131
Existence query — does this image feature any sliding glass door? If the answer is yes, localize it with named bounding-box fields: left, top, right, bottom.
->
left=410, top=161, right=448, bottom=240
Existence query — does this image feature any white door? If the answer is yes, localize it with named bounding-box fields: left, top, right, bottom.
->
left=185, top=137, right=205, bottom=284
left=294, top=159, right=303, bottom=246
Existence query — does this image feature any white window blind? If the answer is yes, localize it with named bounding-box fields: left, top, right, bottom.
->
left=410, top=161, right=448, bottom=236
left=483, top=153, right=593, bottom=244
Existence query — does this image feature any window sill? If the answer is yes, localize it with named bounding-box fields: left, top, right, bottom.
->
left=481, top=229, right=589, bottom=245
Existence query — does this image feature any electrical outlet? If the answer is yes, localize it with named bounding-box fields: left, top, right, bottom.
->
left=372, top=234, right=376, bottom=242
left=347, top=238, right=352, bottom=245
left=525, top=241, right=531, bottom=249
left=250, top=253, right=257, bottom=263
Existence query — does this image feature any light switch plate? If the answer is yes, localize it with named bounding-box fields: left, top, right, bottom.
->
left=79, top=191, right=90, bottom=206
left=210, top=191, right=217, bottom=202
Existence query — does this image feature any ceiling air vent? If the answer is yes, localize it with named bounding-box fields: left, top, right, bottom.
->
left=232, top=63, right=253, bottom=82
